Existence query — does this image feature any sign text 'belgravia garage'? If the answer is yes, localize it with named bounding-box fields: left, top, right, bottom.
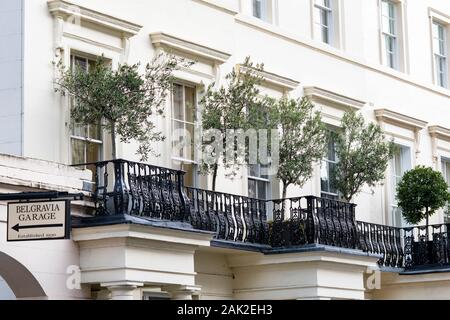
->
left=7, top=200, right=70, bottom=241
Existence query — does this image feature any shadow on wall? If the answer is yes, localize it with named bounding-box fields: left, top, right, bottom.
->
left=0, top=252, right=46, bottom=299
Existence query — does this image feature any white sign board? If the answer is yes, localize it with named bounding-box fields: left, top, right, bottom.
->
left=7, top=200, right=69, bottom=241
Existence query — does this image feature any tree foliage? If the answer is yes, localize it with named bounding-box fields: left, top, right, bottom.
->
left=55, top=53, right=193, bottom=161
left=271, top=97, right=327, bottom=199
left=333, top=111, right=396, bottom=202
left=397, top=166, right=450, bottom=226
left=199, top=57, right=269, bottom=190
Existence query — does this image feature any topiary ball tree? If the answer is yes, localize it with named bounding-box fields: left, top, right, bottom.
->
left=396, top=166, right=450, bottom=234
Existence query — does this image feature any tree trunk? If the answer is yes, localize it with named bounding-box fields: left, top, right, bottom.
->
left=111, top=121, right=117, bottom=160
left=425, top=207, right=429, bottom=240
left=281, top=181, right=288, bottom=219
left=212, top=163, right=218, bottom=191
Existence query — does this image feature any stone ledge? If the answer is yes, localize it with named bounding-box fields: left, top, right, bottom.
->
left=0, top=153, right=92, bottom=195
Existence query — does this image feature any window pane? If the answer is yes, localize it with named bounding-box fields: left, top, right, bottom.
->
left=86, top=141, right=101, bottom=164
left=71, top=139, right=85, bottom=165
left=321, top=8, right=329, bottom=26
left=320, top=160, right=329, bottom=192
left=388, top=17, right=395, bottom=35
left=172, top=120, right=185, bottom=158
left=248, top=179, right=257, bottom=198
left=438, top=23, right=445, bottom=40
left=253, top=0, right=262, bottom=18
left=439, top=39, right=446, bottom=56
left=249, top=164, right=260, bottom=178
left=74, top=56, right=87, bottom=72
left=381, top=1, right=389, bottom=17
left=88, top=59, right=97, bottom=73
left=385, top=35, right=396, bottom=68
left=388, top=2, right=395, bottom=19
left=172, top=84, right=184, bottom=121
left=322, top=26, right=329, bottom=44
left=257, top=180, right=267, bottom=200
left=186, top=123, right=195, bottom=160
left=433, top=36, right=440, bottom=54
left=393, top=150, right=401, bottom=176
left=71, top=122, right=86, bottom=137
left=88, top=123, right=101, bottom=140
left=444, top=161, right=450, bottom=185
left=327, top=136, right=336, bottom=161
left=382, top=16, right=390, bottom=34
left=329, top=162, right=337, bottom=194
left=313, top=7, right=321, bottom=23
left=184, top=86, right=195, bottom=123
left=182, top=163, right=197, bottom=188
left=261, top=164, right=269, bottom=180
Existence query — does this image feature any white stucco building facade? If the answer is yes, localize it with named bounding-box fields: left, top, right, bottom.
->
left=0, top=0, right=450, bottom=300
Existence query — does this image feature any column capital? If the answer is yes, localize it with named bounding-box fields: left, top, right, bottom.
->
left=101, top=281, right=144, bottom=288
left=101, top=282, right=144, bottom=300
left=163, top=285, right=202, bottom=300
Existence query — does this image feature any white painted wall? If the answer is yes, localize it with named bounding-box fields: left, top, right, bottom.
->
left=0, top=0, right=23, bottom=156
left=0, top=154, right=92, bottom=299
left=13, top=0, right=450, bottom=224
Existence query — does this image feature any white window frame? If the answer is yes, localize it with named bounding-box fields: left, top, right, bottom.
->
left=69, top=52, right=104, bottom=167
left=378, top=0, right=408, bottom=72
left=432, top=21, right=448, bottom=88
left=390, top=143, right=412, bottom=227
left=171, top=82, right=199, bottom=187
left=310, top=0, right=343, bottom=49
left=248, top=164, right=271, bottom=200
left=441, top=157, right=450, bottom=223
left=381, top=0, right=398, bottom=69
left=249, top=0, right=278, bottom=24
left=320, top=130, right=339, bottom=199
left=314, top=0, right=333, bottom=45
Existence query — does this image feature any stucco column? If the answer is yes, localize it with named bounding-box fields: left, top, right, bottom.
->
left=165, top=285, right=201, bottom=300
left=101, top=282, right=143, bottom=300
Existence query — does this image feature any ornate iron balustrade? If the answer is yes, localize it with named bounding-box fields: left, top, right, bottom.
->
left=356, top=221, right=403, bottom=268
left=76, top=159, right=450, bottom=270
left=270, top=196, right=358, bottom=249
left=185, top=187, right=269, bottom=244
left=84, top=159, right=190, bottom=221
left=404, top=224, right=450, bottom=269
left=269, top=197, right=405, bottom=268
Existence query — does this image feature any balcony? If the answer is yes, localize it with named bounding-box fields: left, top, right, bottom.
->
left=77, top=159, right=450, bottom=272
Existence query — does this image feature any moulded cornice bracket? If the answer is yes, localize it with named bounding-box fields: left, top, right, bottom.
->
left=150, top=32, right=232, bottom=64
left=237, top=64, right=300, bottom=92
left=428, top=125, right=450, bottom=141
left=304, top=86, right=366, bottom=110
left=374, top=108, right=428, bottom=131
left=47, top=0, right=143, bottom=38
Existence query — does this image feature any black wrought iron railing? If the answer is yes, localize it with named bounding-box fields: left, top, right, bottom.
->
left=404, top=224, right=450, bottom=269
left=269, top=196, right=358, bottom=249
left=77, top=159, right=450, bottom=271
left=356, top=221, right=403, bottom=268
left=83, top=159, right=190, bottom=221
left=185, top=187, right=269, bottom=244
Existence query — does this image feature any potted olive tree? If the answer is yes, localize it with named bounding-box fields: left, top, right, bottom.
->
left=396, top=166, right=450, bottom=265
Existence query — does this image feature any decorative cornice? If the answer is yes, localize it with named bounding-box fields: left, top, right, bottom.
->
left=428, top=125, right=450, bottom=141
left=303, top=86, right=366, bottom=109
left=150, top=32, right=231, bottom=64
left=375, top=108, right=428, bottom=131
left=429, top=7, right=450, bottom=25
left=237, top=65, right=300, bottom=91
left=47, top=0, right=142, bottom=37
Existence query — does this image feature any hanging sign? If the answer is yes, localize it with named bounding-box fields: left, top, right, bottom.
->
left=7, top=200, right=70, bottom=241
